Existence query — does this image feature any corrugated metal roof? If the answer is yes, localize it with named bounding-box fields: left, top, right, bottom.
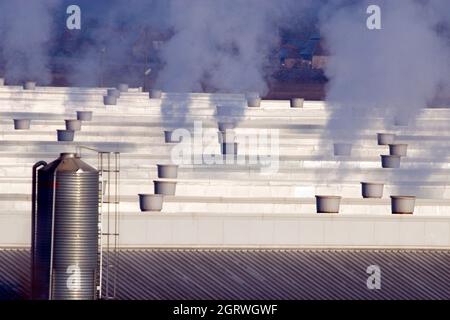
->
left=1, top=248, right=449, bottom=300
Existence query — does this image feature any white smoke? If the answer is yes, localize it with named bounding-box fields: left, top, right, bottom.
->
left=0, top=0, right=59, bottom=84
left=155, top=0, right=315, bottom=95
left=0, top=0, right=317, bottom=91
left=66, top=0, right=170, bottom=87
left=321, top=0, right=450, bottom=140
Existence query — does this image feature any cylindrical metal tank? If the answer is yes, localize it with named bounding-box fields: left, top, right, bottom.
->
left=32, top=153, right=99, bottom=300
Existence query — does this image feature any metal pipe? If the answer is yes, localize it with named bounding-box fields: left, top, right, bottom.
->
left=48, top=171, right=57, bottom=299
left=31, top=161, right=47, bottom=298
left=98, top=153, right=104, bottom=299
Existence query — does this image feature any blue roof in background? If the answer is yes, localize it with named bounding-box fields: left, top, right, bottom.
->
left=279, top=33, right=323, bottom=60
left=300, top=39, right=320, bottom=59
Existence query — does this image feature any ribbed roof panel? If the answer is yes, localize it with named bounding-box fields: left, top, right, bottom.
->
left=0, top=249, right=449, bottom=300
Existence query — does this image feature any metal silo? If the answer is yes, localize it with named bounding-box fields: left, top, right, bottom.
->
left=32, top=153, right=99, bottom=300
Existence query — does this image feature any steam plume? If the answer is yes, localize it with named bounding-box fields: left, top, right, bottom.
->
left=0, top=0, right=59, bottom=84
left=321, top=0, right=450, bottom=141
left=156, top=0, right=315, bottom=95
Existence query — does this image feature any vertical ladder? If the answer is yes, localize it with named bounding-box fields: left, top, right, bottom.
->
left=98, top=151, right=120, bottom=300
left=77, top=146, right=120, bottom=300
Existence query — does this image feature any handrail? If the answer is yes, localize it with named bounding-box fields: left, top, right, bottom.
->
left=76, top=145, right=120, bottom=158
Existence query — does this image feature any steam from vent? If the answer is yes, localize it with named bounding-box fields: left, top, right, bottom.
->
left=0, top=0, right=318, bottom=91
left=321, top=0, right=450, bottom=140
left=155, top=0, right=315, bottom=95
left=155, top=0, right=275, bottom=94
left=0, top=0, right=58, bottom=84
left=65, top=0, right=170, bottom=87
